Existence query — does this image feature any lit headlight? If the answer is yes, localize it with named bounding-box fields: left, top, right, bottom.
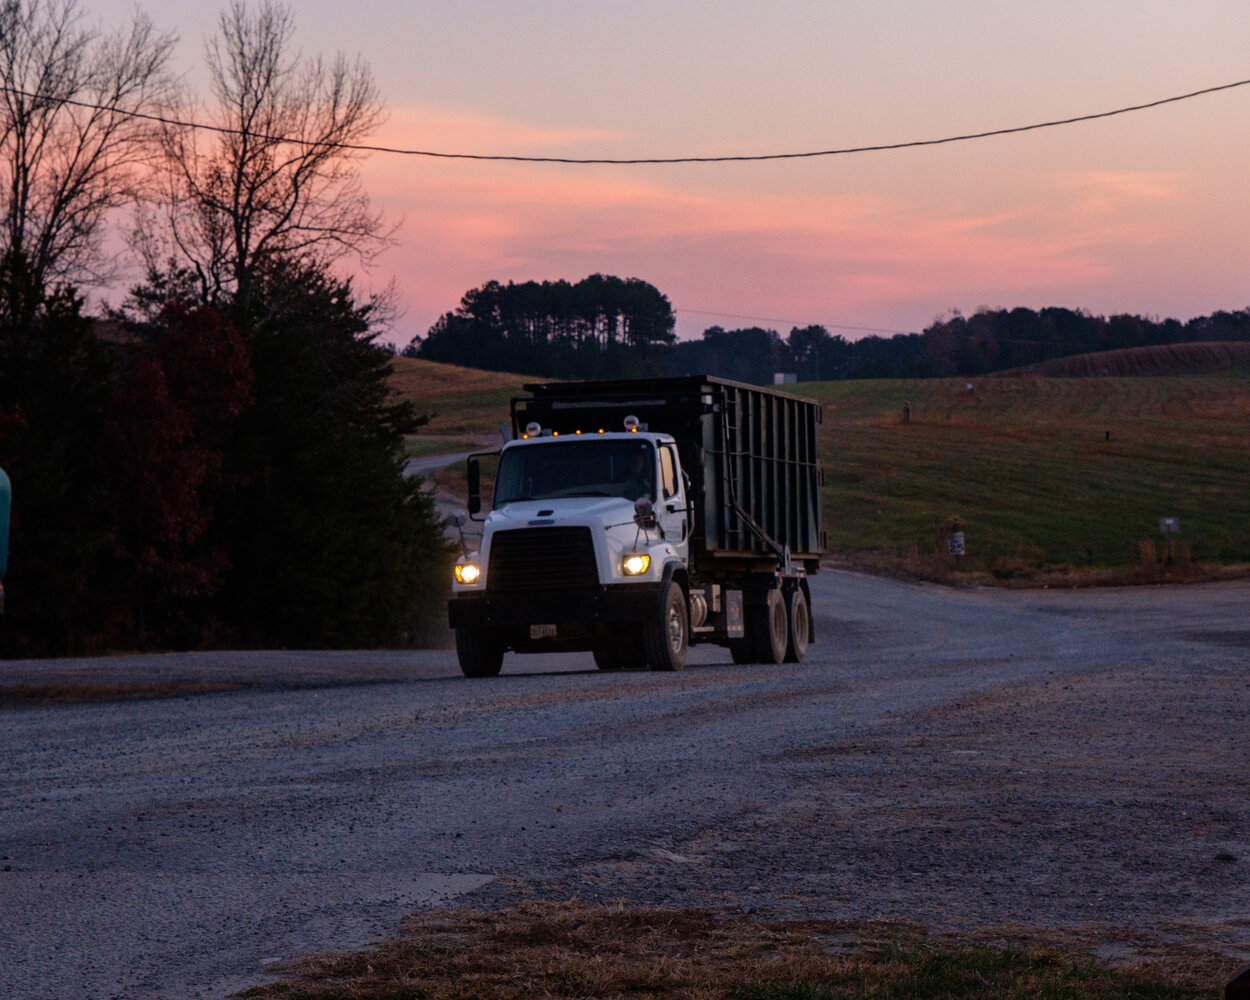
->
left=622, top=553, right=650, bottom=576
left=454, top=561, right=481, bottom=585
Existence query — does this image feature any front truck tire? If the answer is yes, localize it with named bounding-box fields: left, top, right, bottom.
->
left=644, top=580, right=688, bottom=671
left=456, top=626, right=504, bottom=677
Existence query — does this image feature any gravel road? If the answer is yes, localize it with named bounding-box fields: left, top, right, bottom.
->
left=2, top=570, right=1248, bottom=999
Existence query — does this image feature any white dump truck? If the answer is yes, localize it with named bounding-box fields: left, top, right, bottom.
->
left=448, top=376, right=824, bottom=676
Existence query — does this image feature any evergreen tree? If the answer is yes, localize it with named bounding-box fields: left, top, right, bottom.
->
left=220, top=259, right=451, bottom=647
left=412, top=274, right=676, bottom=379
left=102, top=302, right=253, bottom=646
left=0, top=283, right=116, bottom=654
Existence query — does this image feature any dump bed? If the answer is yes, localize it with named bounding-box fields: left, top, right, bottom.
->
left=512, top=376, right=824, bottom=573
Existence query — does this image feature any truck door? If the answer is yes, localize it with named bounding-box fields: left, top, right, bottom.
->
left=657, top=444, right=689, bottom=558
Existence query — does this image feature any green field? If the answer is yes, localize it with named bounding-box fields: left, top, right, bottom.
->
left=808, top=375, right=1250, bottom=580
left=392, top=358, right=1250, bottom=582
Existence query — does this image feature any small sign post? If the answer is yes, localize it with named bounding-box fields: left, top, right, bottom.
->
left=1159, top=517, right=1180, bottom=564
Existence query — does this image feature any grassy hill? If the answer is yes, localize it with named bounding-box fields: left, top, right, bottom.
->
left=1000, top=341, right=1250, bottom=378
left=392, top=357, right=1250, bottom=583
left=807, top=375, right=1250, bottom=582
left=389, top=356, right=543, bottom=437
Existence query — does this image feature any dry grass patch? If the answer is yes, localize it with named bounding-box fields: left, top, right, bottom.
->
left=389, top=358, right=544, bottom=436
left=235, top=902, right=1231, bottom=999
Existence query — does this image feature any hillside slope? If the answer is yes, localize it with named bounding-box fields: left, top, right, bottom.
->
left=998, top=341, right=1250, bottom=378
left=809, top=374, right=1250, bottom=578
left=389, top=357, right=543, bottom=435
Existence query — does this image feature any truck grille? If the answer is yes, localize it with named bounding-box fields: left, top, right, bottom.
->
left=486, top=527, right=599, bottom=593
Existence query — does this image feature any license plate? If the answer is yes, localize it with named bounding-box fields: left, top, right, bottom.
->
left=529, top=624, right=557, bottom=639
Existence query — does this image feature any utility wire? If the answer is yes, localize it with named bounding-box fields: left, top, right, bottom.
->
left=2, top=77, right=1248, bottom=164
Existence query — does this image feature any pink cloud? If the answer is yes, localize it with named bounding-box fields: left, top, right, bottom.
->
left=1047, top=170, right=1184, bottom=210
left=356, top=112, right=1210, bottom=344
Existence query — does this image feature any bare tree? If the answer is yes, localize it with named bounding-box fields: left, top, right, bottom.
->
left=143, top=0, right=391, bottom=314
left=0, top=0, right=174, bottom=324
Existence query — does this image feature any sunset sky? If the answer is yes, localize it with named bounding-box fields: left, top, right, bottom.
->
left=93, top=0, right=1250, bottom=346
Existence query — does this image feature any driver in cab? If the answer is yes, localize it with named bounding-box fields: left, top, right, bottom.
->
left=618, top=451, right=654, bottom=502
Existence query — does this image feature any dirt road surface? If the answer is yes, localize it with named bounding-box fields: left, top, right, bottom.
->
left=2, top=570, right=1248, bottom=998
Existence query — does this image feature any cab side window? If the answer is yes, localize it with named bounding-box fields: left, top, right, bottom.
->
left=660, top=446, right=678, bottom=499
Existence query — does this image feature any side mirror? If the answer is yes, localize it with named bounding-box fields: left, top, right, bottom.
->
left=633, top=496, right=657, bottom=530
left=466, top=457, right=481, bottom=516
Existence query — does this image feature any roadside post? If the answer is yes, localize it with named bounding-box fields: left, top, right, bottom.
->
left=944, top=516, right=965, bottom=562
left=1159, top=516, right=1180, bottom=564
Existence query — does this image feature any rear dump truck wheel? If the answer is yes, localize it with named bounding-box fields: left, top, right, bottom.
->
left=784, top=586, right=810, bottom=663
left=456, top=626, right=504, bottom=678
left=644, top=580, right=688, bottom=671
left=750, top=589, right=789, bottom=664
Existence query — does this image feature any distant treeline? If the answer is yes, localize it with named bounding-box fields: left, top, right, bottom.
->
left=409, top=280, right=1250, bottom=383
left=768, top=307, right=1250, bottom=381
left=410, top=275, right=676, bottom=379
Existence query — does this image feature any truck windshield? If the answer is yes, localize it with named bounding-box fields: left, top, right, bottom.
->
left=495, top=439, right=656, bottom=506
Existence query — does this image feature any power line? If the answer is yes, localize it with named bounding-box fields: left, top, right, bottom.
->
left=2, top=77, right=1248, bottom=164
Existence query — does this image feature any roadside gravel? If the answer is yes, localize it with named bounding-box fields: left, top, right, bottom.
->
left=2, top=571, right=1248, bottom=998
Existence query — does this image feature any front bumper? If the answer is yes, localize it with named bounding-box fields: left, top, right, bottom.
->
left=449, top=582, right=662, bottom=630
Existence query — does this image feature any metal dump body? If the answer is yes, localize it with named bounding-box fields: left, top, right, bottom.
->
left=512, top=376, right=824, bottom=573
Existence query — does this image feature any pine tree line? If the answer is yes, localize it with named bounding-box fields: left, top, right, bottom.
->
left=413, top=282, right=1250, bottom=384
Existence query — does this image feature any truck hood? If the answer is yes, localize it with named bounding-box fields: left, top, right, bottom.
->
left=487, top=496, right=638, bottom=528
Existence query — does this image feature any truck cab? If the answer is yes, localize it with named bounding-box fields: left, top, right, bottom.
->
left=449, top=420, right=696, bottom=675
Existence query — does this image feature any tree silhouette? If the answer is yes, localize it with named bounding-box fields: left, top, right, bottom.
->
left=141, top=0, right=390, bottom=315
left=412, top=274, right=676, bottom=378
left=0, top=0, right=174, bottom=327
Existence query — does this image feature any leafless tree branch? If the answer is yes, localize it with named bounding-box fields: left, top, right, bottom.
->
left=141, top=0, right=394, bottom=313
left=0, top=0, right=175, bottom=320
